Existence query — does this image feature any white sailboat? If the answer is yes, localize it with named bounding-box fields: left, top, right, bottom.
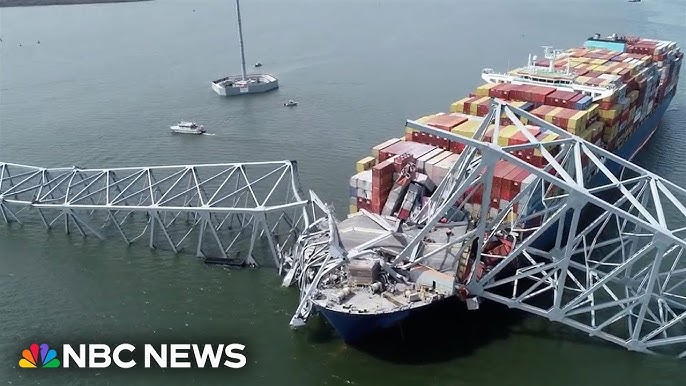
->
left=211, top=0, right=279, bottom=96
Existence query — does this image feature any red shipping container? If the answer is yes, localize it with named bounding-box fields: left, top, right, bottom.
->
left=492, top=161, right=518, bottom=190
left=463, top=96, right=482, bottom=114
left=476, top=100, right=491, bottom=117
left=530, top=155, right=545, bottom=168
left=449, top=141, right=465, bottom=154
left=393, top=154, right=415, bottom=173
left=500, top=189, right=519, bottom=202
left=531, top=105, right=554, bottom=120
left=489, top=83, right=510, bottom=99
left=468, top=185, right=484, bottom=204
left=501, top=166, right=523, bottom=192
left=519, top=85, right=534, bottom=102
left=512, top=169, right=533, bottom=194
left=508, top=127, right=541, bottom=147
left=552, top=108, right=578, bottom=129
left=371, top=159, right=394, bottom=177
left=529, top=86, right=556, bottom=104
left=509, top=84, right=527, bottom=101
left=621, top=109, right=630, bottom=122
left=426, top=114, right=468, bottom=131
left=545, top=90, right=580, bottom=108
left=599, top=100, right=613, bottom=110
left=499, top=83, right=519, bottom=100
left=379, top=141, right=410, bottom=162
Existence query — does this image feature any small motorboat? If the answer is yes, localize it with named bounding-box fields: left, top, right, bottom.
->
left=254, top=62, right=262, bottom=67
left=283, top=99, right=298, bottom=107
left=170, top=121, right=206, bottom=134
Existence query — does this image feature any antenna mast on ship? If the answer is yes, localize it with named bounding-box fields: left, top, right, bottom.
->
left=235, top=0, right=248, bottom=81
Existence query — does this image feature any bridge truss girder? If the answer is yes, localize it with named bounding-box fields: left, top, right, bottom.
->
left=401, top=99, right=686, bottom=357
left=0, top=161, right=310, bottom=268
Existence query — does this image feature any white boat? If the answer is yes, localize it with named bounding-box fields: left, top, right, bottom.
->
left=211, top=0, right=279, bottom=96
left=170, top=121, right=206, bottom=135
left=284, top=99, right=298, bottom=107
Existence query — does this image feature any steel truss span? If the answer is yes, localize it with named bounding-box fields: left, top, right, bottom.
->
left=4, top=100, right=686, bottom=358
left=0, top=161, right=310, bottom=268
left=400, top=99, right=686, bottom=357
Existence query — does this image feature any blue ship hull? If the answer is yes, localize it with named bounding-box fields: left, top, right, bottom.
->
left=315, top=305, right=412, bottom=343
left=317, top=92, right=676, bottom=344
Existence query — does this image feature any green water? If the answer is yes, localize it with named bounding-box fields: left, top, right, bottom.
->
left=1, top=0, right=686, bottom=384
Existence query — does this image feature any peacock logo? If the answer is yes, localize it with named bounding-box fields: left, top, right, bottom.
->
left=18, top=343, right=61, bottom=368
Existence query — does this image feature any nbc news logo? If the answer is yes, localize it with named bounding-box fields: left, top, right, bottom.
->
left=19, top=342, right=247, bottom=369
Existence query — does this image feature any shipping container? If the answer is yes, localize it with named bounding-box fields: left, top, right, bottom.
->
left=416, top=148, right=444, bottom=173
left=530, top=105, right=555, bottom=123
left=432, top=154, right=460, bottom=185
left=451, top=119, right=483, bottom=138
left=356, top=156, right=377, bottom=172
left=507, top=126, right=542, bottom=146
left=568, top=110, right=589, bottom=133
left=465, top=96, right=485, bottom=115
left=545, top=90, right=580, bottom=108
left=475, top=83, right=499, bottom=97
left=372, top=137, right=402, bottom=159
left=528, top=86, right=556, bottom=104
left=545, top=107, right=565, bottom=123
left=574, top=95, right=593, bottom=110
left=451, top=97, right=478, bottom=114
left=598, top=104, right=622, bottom=120
left=423, top=151, right=453, bottom=182
left=426, top=114, right=468, bottom=131
left=495, top=125, right=519, bottom=147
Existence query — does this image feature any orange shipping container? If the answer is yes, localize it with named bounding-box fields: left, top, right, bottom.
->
left=545, top=107, right=565, bottom=123
left=426, top=114, right=468, bottom=131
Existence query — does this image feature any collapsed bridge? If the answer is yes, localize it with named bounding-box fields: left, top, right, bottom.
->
left=3, top=100, right=686, bottom=357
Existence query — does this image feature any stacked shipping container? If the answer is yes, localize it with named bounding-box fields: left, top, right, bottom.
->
left=349, top=36, right=682, bottom=218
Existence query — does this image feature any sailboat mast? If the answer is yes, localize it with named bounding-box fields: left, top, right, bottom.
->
left=235, top=0, right=248, bottom=81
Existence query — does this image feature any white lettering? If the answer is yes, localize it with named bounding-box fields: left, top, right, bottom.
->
left=144, top=344, right=167, bottom=368
left=169, top=344, right=191, bottom=368
left=112, top=343, right=136, bottom=369
left=62, top=344, right=86, bottom=368
left=191, top=344, right=224, bottom=368
left=88, top=344, right=111, bottom=368
left=223, top=344, right=246, bottom=369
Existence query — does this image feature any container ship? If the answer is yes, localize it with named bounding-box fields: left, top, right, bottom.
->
left=290, top=34, right=682, bottom=343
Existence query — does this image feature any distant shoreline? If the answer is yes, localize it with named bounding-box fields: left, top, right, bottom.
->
left=0, top=0, right=151, bottom=7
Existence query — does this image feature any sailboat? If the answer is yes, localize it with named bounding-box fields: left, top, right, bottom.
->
left=211, top=0, right=279, bottom=96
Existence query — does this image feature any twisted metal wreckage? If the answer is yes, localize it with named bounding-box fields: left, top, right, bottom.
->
left=2, top=100, right=686, bottom=357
